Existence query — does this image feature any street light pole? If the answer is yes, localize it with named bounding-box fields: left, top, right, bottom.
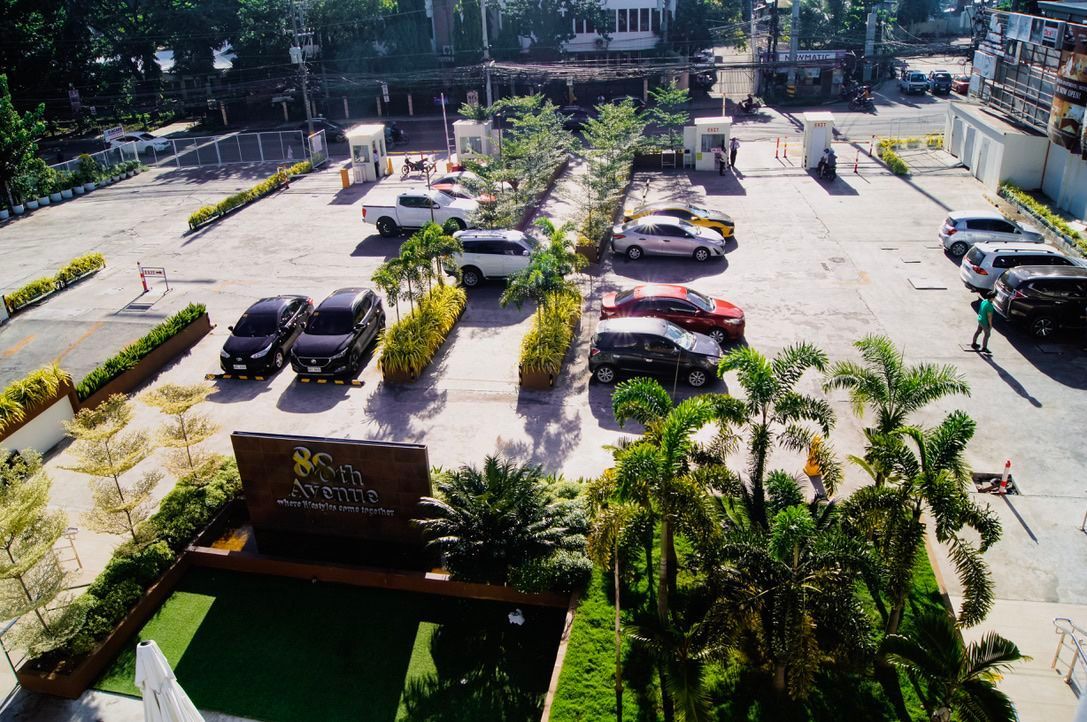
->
left=291, top=0, right=315, bottom=136
left=481, top=0, right=493, bottom=106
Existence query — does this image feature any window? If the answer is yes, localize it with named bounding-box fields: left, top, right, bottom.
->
left=652, top=8, right=660, bottom=32
left=992, top=256, right=1014, bottom=269
left=992, top=220, right=1018, bottom=233
left=503, top=242, right=526, bottom=256
left=603, top=334, right=640, bottom=350
left=618, top=9, right=627, bottom=32
left=658, top=209, right=691, bottom=219
left=966, top=219, right=995, bottom=231
left=354, top=297, right=372, bottom=323
left=965, top=247, right=987, bottom=265
left=659, top=299, right=695, bottom=314
left=460, top=135, right=483, bottom=155
left=701, top=133, right=725, bottom=152
left=399, top=196, right=428, bottom=208
left=640, top=8, right=649, bottom=32
left=645, top=338, right=675, bottom=354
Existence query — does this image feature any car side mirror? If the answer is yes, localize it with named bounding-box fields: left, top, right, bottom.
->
left=228, top=325, right=234, bottom=332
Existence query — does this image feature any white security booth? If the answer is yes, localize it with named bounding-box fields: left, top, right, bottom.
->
left=690, top=116, right=732, bottom=171
left=801, top=112, right=835, bottom=169
left=453, top=119, right=495, bottom=162
left=346, top=124, right=389, bottom=183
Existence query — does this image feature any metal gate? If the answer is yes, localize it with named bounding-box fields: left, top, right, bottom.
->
left=716, top=66, right=756, bottom=100
left=308, top=129, right=328, bottom=169
left=142, top=131, right=308, bottom=168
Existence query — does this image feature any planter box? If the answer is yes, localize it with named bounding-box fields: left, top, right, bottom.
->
left=0, top=379, right=78, bottom=454
left=381, top=367, right=417, bottom=384
left=26, top=200, right=39, bottom=210
left=82, top=182, right=95, bottom=191
left=13, top=204, right=24, bottom=215
left=17, top=553, right=193, bottom=699
left=38, top=196, right=50, bottom=206
left=519, top=367, right=555, bottom=389
left=72, top=186, right=84, bottom=196
left=49, top=192, right=62, bottom=203
left=0, top=209, right=9, bottom=221
left=79, top=313, right=213, bottom=410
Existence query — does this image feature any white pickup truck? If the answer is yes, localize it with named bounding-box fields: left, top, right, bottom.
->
left=362, top=190, right=478, bottom=237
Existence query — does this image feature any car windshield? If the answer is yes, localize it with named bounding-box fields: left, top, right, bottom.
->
left=233, top=312, right=277, bottom=337
left=689, top=206, right=710, bottom=217
left=662, top=324, right=696, bottom=350
left=910, top=72, right=926, bottom=81
left=433, top=193, right=452, bottom=206
left=965, top=247, right=986, bottom=265
left=614, top=289, right=636, bottom=304
left=933, top=73, right=951, bottom=81
left=305, top=309, right=353, bottom=335
left=138, top=133, right=156, bottom=140
left=685, top=289, right=714, bottom=312
left=677, top=219, right=697, bottom=230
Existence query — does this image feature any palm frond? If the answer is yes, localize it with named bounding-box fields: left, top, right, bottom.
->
left=965, top=631, right=1028, bottom=680
left=948, top=537, right=995, bottom=628
left=770, top=342, right=829, bottom=391
left=955, top=679, right=1019, bottom=722
left=611, top=376, right=673, bottom=429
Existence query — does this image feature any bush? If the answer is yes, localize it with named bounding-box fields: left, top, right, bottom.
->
left=75, top=154, right=100, bottom=185
left=510, top=549, right=593, bottom=594
left=146, top=460, right=241, bottom=551
left=378, top=286, right=467, bottom=377
left=187, top=168, right=289, bottom=229
left=54, top=252, right=105, bottom=285
left=0, top=364, right=70, bottom=435
left=520, top=289, right=581, bottom=375
left=1000, top=182, right=1085, bottom=252
left=879, top=145, right=909, bottom=175
left=4, top=276, right=58, bottom=309
left=51, top=170, right=75, bottom=194
left=77, top=303, right=207, bottom=401
left=286, top=160, right=312, bottom=175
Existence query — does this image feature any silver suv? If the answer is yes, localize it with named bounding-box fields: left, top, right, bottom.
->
left=938, top=210, right=1043, bottom=258
left=448, top=229, right=537, bottom=287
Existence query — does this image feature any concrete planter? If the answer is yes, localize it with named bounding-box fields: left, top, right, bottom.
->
left=13, top=204, right=25, bottom=215
left=26, top=199, right=39, bottom=210
left=37, top=196, right=50, bottom=206
left=381, top=367, right=417, bottom=384
left=0, top=209, right=8, bottom=221
left=79, top=313, right=213, bottom=410
left=49, top=192, right=62, bottom=203
left=519, top=367, right=555, bottom=389
left=83, top=182, right=95, bottom=191
left=60, top=189, right=73, bottom=199
left=72, top=186, right=84, bottom=196
left=0, top=380, right=78, bottom=455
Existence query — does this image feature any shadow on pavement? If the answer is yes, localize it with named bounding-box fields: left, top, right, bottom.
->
left=610, top=255, right=728, bottom=284
left=352, top=234, right=402, bottom=259
left=328, top=184, right=367, bottom=206
left=993, top=317, right=1087, bottom=390
left=806, top=171, right=860, bottom=196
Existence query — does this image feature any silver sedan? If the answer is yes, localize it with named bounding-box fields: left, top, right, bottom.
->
left=611, top=215, right=727, bottom=262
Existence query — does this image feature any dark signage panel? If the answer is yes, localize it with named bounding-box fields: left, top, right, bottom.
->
left=231, top=432, right=432, bottom=547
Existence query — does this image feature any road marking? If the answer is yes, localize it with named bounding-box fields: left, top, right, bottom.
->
left=1, top=335, right=35, bottom=357
left=297, top=377, right=364, bottom=386
left=206, top=373, right=267, bottom=381
left=54, top=321, right=104, bottom=364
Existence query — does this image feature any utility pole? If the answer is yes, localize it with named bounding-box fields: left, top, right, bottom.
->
left=290, top=0, right=315, bottom=136
left=481, top=0, right=493, bottom=106
left=768, top=0, right=780, bottom=96
left=787, top=0, right=800, bottom=95
left=863, top=10, right=878, bottom=82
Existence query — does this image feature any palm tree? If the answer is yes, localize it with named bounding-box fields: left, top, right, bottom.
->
left=881, top=610, right=1026, bottom=722
left=413, top=456, right=576, bottom=584
left=629, top=612, right=722, bottom=722
left=585, top=472, right=639, bottom=722
left=715, top=343, right=836, bottom=529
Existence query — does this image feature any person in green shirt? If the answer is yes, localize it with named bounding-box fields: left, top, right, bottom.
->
left=971, top=291, right=995, bottom=353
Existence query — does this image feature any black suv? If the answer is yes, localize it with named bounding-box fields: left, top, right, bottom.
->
left=928, top=71, right=953, bottom=94
left=589, top=317, right=722, bottom=388
left=290, top=288, right=385, bottom=376
left=221, top=295, right=314, bottom=374
left=993, top=266, right=1087, bottom=338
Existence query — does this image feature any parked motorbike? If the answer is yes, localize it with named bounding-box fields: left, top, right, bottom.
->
left=848, top=91, right=874, bottom=112
left=738, top=96, right=762, bottom=115
left=400, top=154, right=435, bottom=178
left=818, top=155, right=837, bottom=180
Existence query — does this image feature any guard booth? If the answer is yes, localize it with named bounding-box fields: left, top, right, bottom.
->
left=453, top=119, right=495, bottom=163
left=801, top=112, right=835, bottom=169
left=346, top=124, right=388, bottom=183
left=690, top=116, right=732, bottom=171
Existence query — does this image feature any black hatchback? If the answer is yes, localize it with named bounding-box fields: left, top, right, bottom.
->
left=993, top=266, right=1087, bottom=338
left=221, top=295, right=314, bottom=374
left=290, top=288, right=385, bottom=377
left=589, top=317, right=722, bottom=388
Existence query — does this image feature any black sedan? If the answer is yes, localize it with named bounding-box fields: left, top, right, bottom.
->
left=290, top=288, right=385, bottom=377
left=559, top=105, right=591, bottom=131
left=298, top=117, right=347, bottom=142
left=220, top=295, right=314, bottom=374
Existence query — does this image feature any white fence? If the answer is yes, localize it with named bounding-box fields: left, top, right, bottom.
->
left=50, top=145, right=139, bottom=174
left=141, top=131, right=309, bottom=168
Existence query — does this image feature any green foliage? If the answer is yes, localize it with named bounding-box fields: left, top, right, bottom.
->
left=647, top=81, right=691, bottom=151
left=509, top=548, right=594, bottom=594
left=1000, top=182, right=1085, bottom=252
left=3, top=252, right=105, bottom=311
left=519, top=289, right=581, bottom=375
left=76, top=303, right=207, bottom=401
left=578, top=100, right=646, bottom=248
left=499, top=0, right=611, bottom=59
left=74, top=154, right=101, bottom=185
left=187, top=168, right=288, bottom=229
left=0, top=74, right=46, bottom=209
left=286, top=160, right=312, bottom=175
left=54, top=252, right=106, bottom=286
left=4, top=276, right=58, bottom=310
left=0, top=364, right=70, bottom=434
left=378, top=285, right=466, bottom=377
left=878, top=142, right=909, bottom=175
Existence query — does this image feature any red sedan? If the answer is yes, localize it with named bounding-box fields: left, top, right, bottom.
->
left=951, top=74, right=970, bottom=94
left=601, top=284, right=745, bottom=346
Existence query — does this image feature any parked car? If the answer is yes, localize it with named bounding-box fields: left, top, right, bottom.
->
left=611, top=216, right=727, bottom=262
left=622, top=202, right=735, bottom=238
left=993, top=266, right=1087, bottom=338
left=927, top=70, right=953, bottom=94
left=109, top=132, right=169, bottom=154
left=899, top=70, right=929, bottom=94
left=290, top=288, right=385, bottom=377
left=431, top=170, right=512, bottom=196
left=298, top=117, right=346, bottom=142
left=432, top=183, right=497, bottom=203
left=220, top=295, right=314, bottom=373
left=951, top=74, right=971, bottom=94
left=589, top=317, right=722, bottom=388
left=938, top=210, right=1043, bottom=258
left=959, top=242, right=1081, bottom=291
left=447, top=229, right=538, bottom=287
left=559, top=105, right=591, bottom=131
left=601, top=284, right=745, bottom=346
left=363, top=190, right=478, bottom=237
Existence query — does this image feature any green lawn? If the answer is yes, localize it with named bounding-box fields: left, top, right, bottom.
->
left=96, top=568, right=563, bottom=722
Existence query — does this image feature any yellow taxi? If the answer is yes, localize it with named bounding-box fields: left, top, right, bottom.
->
left=622, top=202, right=735, bottom=238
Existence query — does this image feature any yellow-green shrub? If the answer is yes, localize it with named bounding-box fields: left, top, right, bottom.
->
left=187, top=168, right=289, bottom=229
left=286, top=160, right=312, bottom=175
left=1000, top=183, right=1085, bottom=253
left=55, top=252, right=106, bottom=285
left=879, top=145, right=909, bottom=176
left=0, top=364, right=71, bottom=435
left=520, top=289, right=581, bottom=375
left=5, top=277, right=58, bottom=310
left=378, top=286, right=467, bottom=377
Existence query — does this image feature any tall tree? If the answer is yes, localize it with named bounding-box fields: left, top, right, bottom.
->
left=63, top=394, right=161, bottom=543
left=647, top=82, right=690, bottom=151
left=882, top=610, right=1026, bottom=722
left=141, top=382, right=220, bottom=477
left=500, top=0, right=610, bottom=59
left=0, top=74, right=45, bottom=210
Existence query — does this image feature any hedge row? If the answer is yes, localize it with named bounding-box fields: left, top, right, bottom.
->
left=40, top=459, right=241, bottom=661
left=186, top=160, right=311, bottom=230
left=1000, top=182, right=1086, bottom=254
left=520, top=290, right=582, bottom=376
left=878, top=142, right=909, bottom=175
left=378, top=285, right=466, bottom=378
left=76, top=303, right=206, bottom=401
left=0, top=364, right=71, bottom=436
left=4, top=252, right=106, bottom=310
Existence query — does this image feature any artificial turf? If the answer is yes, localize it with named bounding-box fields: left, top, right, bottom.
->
left=96, top=568, right=564, bottom=722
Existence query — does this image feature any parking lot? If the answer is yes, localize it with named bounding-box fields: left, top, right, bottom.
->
left=2, top=135, right=1086, bottom=717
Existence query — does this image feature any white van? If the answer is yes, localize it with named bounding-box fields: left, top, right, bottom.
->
left=448, top=229, right=538, bottom=287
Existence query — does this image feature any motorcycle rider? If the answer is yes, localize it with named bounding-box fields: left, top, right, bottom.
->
left=740, top=94, right=756, bottom=113
left=818, top=147, right=837, bottom=178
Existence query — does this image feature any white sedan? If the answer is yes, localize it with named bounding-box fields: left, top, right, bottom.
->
left=108, top=132, right=170, bottom=154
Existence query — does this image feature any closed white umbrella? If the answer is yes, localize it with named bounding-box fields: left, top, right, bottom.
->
left=134, top=640, right=205, bottom=722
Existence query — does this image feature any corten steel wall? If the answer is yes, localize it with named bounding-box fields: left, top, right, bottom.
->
left=230, top=432, right=432, bottom=547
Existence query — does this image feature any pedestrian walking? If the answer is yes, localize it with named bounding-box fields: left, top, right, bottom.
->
left=971, top=291, right=995, bottom=354
left=713, top=148, right=725, bottom=175
left=729, top=136, right=740, bottom=169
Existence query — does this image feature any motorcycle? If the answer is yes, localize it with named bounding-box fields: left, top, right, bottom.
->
left=738, top=97, right=762, bottom=115
left=386, top=122, right=407, bottom=145
left=848, top=93, right=874, bottom=111
left=818, top=155, right=837, bottom=180
left=400, top=154, right=435, bottom=178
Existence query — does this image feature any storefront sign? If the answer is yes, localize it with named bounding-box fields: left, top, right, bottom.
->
left=231, top=432, right=432, bottom=545
left=1048, top=51, right=1087, bottom=154
left=768, top=50, right=845, bottom=63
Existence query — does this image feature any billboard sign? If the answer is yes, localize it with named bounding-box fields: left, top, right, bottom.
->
left=1048, top=51, right=1087, bottom=154
left=103, top=126, right=125, bottom=143
left=231, top=432, right=432, bottom=546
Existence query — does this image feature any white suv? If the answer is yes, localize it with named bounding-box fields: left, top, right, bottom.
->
left=939, top=210, right=1043, bottom=258
left=960, top=242, right=1082, bottom=291
left=449, top=229, right=538, bottom=287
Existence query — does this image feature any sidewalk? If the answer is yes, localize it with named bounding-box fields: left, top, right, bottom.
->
left=1, top=688, right=259, bottom=722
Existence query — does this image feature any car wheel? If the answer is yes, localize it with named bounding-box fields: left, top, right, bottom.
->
left=1029, top=315, right=1057, bottom=338
left=626, top=246, right=643, bottom=261
left=709, top=329, right=727, bottom=346
left=448, top=217, right=466, bottom=231
left=594, top=364, right=617, bottom=384
left=693, top=247, right=710, bottom=262
left=687, top=369, right=709, bottom=387
left=376, top=218, right=398, bottom=237
left=273, top=350, right=285, bottom=370
left=949, top=240, right=968, bottom=258
left=461, top=267, right=482, bottom=288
